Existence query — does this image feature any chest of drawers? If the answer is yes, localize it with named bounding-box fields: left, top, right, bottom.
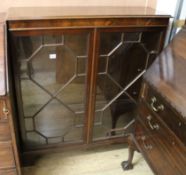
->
left=0, top=97, right=21, bottom=175
left=137, top=82, right=186, bottom=175
left=122, top=27, right=186, bottom=175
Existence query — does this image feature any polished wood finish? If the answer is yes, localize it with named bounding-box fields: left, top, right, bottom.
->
left=143, top=85, right=186, bottom=145
left=0, top=6, right=170, bottom=174
left=85, top=29, right=100, bottom=144
left=135, top=121, right=186, bottom=175
left=8, top=18, right=169, bottom=31
left=121, top=134, right=139, bottom=170
left=7, top=7, right=170, bottom=151
left=0, top=97, right=21, bottom=175
left=123, top=27, right=186, bottom=175
left=7, top=7, right=170, bottom=31
left=0, top=169, right=17, bottom=175
left=0, top=142, right=15, bottom=169
left=0, top=13, right=21, bottom=174
left=7, top=98, right=21, bottom=175
left=0, top=98, right=8, bottom=120
left=144, top=26, right=186, bottom=119
left=0, top=122, right=11, bottom=141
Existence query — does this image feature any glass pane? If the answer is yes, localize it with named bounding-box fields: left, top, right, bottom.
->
left=35, top=99, right=74, bottom=138
left=93, top=30, right=162, bottom=140
left=13, top=32, right=89, bottom=148
left=21, top=79, right=51, bottom=117
left=95, top=74, right=121, bottom=110
left=100, top=32, right=122, bottom=55
left=77, top=56, right=87, bottom=75
left=15, top=36, right=42, bottom=60
left=24, top=118, right=34, bottom=131
left=123, top=32, right=141, bottom=42
left=56, top=76, right=86, bottom=112
left=65, top=34, right=88, bottom=55
left=26, top=132, right=46, bottom=147
left=31, top=46, right=76, bottom=94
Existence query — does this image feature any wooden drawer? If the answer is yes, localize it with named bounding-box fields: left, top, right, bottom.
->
left=135, top=122, right=186, bottom=175
left=0, top=142, right=15, bottom=169
left=0, top=169, right=17, bottom=175
left=0, top=122, right=11, bottom=141
left=142, top=83, right=186, bottom=145
left=138, top=101, right=185, bottom=147
left=0, top=98, right=9, bottom=121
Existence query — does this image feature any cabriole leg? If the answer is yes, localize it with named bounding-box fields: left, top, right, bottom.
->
left=121, top=135, right=137, bottom=170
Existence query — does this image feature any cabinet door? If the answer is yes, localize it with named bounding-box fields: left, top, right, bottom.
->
left=11, top=31, right=90, bottom=149
left=92, top=29, right=163, bottom=140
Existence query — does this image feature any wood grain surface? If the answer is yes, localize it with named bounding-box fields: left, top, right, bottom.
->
left=144, top=26, right=186, bottom=119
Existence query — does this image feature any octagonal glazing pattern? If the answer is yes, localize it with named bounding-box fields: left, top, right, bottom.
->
left=34, top=99, right=74, bottom=138
left=31, top=46, right=76, bottom=94
left=14, top=33, right=89, bottom=148
left=93, top=31, right=162, bottom=140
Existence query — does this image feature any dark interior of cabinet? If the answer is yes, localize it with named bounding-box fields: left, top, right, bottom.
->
left=8, top=27, right=164, bottom=153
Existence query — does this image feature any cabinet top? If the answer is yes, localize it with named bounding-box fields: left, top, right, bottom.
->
left=0, top=7, right=171, bottom=97
left=144, top=26, right=186, bottom=120
left=7, top=6, right=170, bottom=21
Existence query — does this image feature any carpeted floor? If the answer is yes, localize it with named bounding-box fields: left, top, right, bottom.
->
left=23, top=144, right=153, bottom=175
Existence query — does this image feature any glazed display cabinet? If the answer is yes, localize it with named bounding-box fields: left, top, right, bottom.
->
left=10, top=28, right=166, bottom=151
left=7, top=7, right=170, bottom=152
left=0, top=6, right=170, bottom=174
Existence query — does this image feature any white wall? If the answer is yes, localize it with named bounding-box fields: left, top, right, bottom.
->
left=1, top=0, right=156, bottom=13
left=180, top=0, right=186, bottom=19
left=156, top=0, right=178, bottom=16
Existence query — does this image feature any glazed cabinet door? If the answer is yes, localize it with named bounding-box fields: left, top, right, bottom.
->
left=10, top=30, right=91, bottom=150
left=9, top=27, right=167, bottom=149
left=92, top=28, right=165, bottom=141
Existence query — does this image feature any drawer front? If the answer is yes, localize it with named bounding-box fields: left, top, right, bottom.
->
left=138, top=101, right=183, bottom=146
left=0, top=169, right=17, bottom=175
left=138, top=102, right=160, bottom=132
left=0, top=122, right=11, bottom=141
left=0, top=99, right=9, bottom=121
left=142, top=83, right=186, bottom=145
left=0, top=142, right=15, bottom=169
left=135, top=122, right=186, bottom=175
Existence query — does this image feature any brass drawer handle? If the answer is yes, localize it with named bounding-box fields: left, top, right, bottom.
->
left=141, top=136, right=153, bottom=150
left=150, top=97, right=164, bottom=112
left=3, top=107, right=9, bottom=117
left=147, top=115, right=159, bottom=130
left=1, top=101, right=9, bottom=120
